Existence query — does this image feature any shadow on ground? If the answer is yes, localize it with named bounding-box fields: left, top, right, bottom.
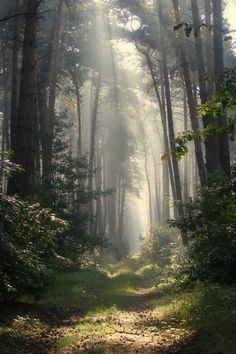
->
left=1, top=260, right=235, bottom=354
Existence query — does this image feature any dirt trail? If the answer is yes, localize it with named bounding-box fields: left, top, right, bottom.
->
left=54, top=289, right=189, bottom=354
left=0, top=262, right=195, bottom=354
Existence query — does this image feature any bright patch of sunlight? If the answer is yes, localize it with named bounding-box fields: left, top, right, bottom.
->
left=123, top=16, right=142, bottom=32
left=86, top=305, right=119, bottom=317
left=57, top=317, right=115, bottom=349
left=76, top=321, right=115, bottom=335
left=224, top=1, right=236, bottom=50
left=148, top=281, right=236, bottom=353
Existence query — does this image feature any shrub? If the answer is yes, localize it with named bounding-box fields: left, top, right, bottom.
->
left=140, top=224, right=182, bottom=268
left=0, top=194, right=68, bottom=301
left=171, top=167, right=236, bottom=282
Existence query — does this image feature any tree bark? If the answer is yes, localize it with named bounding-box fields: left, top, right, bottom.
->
left=8, top=0, right=39, bottom=198
left=204, top=0, right=215, bottom=98
left=183, top=89, right=190, bottom=201
left=10, top=0, right=19, bottom=155
left=145, top=56, right=177, bottom=218
left=118, top=174, right=126, bottom=241
left=172, top=0, right=206, bottom=186
left=0, top=34, right=9, bottom=154
left=88, top=72, right=102, bottom=236
left=70, top=65, right=82, bottom=156
left=94, top=141, right=103, bottom=236
left=42, top=0, right=64, bottom=206
left=143, top=143, right=153, bottom=226
left=212, top=0, right=231, bottom=175
left=191, top=0, right=220, bottom=176
left=158, top=0, right=185, bottom=225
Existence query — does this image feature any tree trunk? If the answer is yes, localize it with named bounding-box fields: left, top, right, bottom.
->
left=152, top=153, right=162, bottom=223
left=155, top=0, right=188, bottom=246
left=212, top=0, right=231, bottom=175
left=42, top=0, right=64, bottom=206
left=143, top=143, right=153, bottom=226
left=8, top=0, right=38, bottom=199
left=172, top=0, right=206, bottom=186
left=158, top=0, right=185, bottom=225
left=0, top=34, right=10, bottom=154
left=183, top=89, right=190, bottom=201
left=71, top=66, right=82, bottom=156
left=88, top=72, right=102, bottom=236
left=102, top=155, right=107, bottom=236
left=94, top=142, right=103, bottom=236
left=204, top=0, right=215, bottom=98
left=10, top=0, right=19, bottom=155
left=118, top=175, right=126, bottom=241
left=162, top=155, right=169, bottom=222
left=75, top=82, right=82, bottom=157
left=144, top=52, right=178, bottom=218
left=0, top=33, right=9, bottom=194
left=191, top=0, right=220, bottom=176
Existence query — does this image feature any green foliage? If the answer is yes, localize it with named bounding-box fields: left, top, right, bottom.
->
left=140, top=225, right=182, bottom=268
left=47, top=111, right=107, bottom=266
left=173, top=67, right=236, bottom=160
left=170, top=167, right=236, bottom=282
left=0, top=194, right=68, bottom=301
left=174, top=118, right=236, bottom=160
left=160, top=282, right=236, bottom=354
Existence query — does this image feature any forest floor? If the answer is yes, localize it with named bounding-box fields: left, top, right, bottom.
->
left=1, top=256, right=236, bottom=354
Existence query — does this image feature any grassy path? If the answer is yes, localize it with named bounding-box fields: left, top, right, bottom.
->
left=46, top=257, right=190, bottom=353
left=1, top=257, right=236, bottom=353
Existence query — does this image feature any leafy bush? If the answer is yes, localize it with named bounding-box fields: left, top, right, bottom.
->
left=171, top=167, right=236, bottom=282
left=140, top=224, right=182, bottom=268
left=0, top=194, right=67, bottom=301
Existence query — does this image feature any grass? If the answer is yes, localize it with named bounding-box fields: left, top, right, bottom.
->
left=0, top=314, right=47, bottom=354
left=57, top=322, right=115, bottom=349
left=39, top=256, right=152, bottom=316
left=1, top=256, right=236, bottom=353
left=144, top=281, right=236, bottom=354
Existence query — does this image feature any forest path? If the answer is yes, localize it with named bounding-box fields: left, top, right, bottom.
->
left=47, top=257, right=192, bottom=354
left=0, top=257, right=204, bottom=354
left=56, top=290, right=189, bottom=354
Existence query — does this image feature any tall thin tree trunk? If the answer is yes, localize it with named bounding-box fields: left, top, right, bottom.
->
left=75, top=83, right=82, bottom=156
left=191, top=0, right=220, bottom=176
left=212, top=0, right=231, bottom=175
left=143, top=143, right=153, bottom=225
left=172, top=0, right=206, bottom=186
left=150, top=143, right=161, bottom=223
left=10, top=0, right=19, bottom=155
left=42, top=0, right=64, bottom=206
left=94, top=142, right=103, bottom=236
left=118, top=175, right=126, bottom=241
left=0, top=34, right=9, bottom=194
left=0, top=35, right=9, bottom=153
left=8, top=0, right=39, bottom=198
left=144, top=55, right=177, bottom=218
left=162, top=157, right=169, bottom=222
left=88, top=72, right=102, bottom=236
left=204, top=0, right=215, bottom=98
left=158, top=0, right=185, bottom=230
left=183, top=89, right=190, bottom=201
left=71, top=66, right=82, bottom=156
left=102, top=155, right=107, bottom=236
